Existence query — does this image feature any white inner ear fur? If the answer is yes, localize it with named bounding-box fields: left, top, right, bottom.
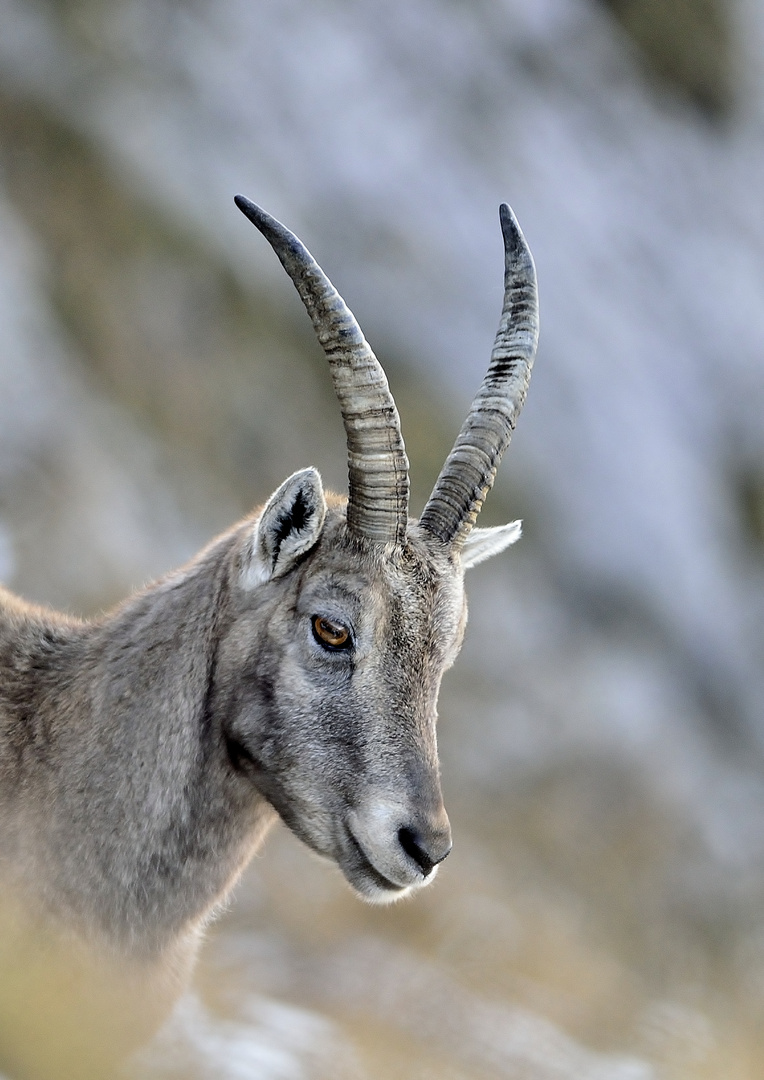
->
left=461, top=521, right=522, bottom=570
left=242, top=468, right=327, bottom=589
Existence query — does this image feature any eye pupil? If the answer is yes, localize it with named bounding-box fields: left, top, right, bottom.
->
left=313, top=616, right=350, bottom=649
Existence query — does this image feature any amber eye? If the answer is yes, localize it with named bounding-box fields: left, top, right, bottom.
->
left=312, top=615, right=351, bottom=650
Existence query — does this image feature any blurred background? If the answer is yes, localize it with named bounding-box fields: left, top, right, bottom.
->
left=1, top=0, right=763, bottom=1076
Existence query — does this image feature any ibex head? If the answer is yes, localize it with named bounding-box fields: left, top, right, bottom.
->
left=220, top=197, right=539, bottom=903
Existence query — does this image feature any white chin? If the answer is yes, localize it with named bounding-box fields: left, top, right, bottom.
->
left=352, top=866, right=438, bottom=906
left=359, top=882, right=415, bottom=906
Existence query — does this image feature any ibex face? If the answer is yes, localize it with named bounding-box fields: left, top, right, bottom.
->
left=216, top=492, right=464, bottom=902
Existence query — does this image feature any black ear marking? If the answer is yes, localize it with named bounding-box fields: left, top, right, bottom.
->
left=271, top=486, right=311, bottom=565
left=243, top=468, right=327, bottom=587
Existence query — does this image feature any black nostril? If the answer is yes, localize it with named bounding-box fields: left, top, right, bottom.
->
left=397, top=826, right=451, bottom=877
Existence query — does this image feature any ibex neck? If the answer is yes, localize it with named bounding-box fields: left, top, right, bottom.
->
left=0, top=530, right=273, bottom=957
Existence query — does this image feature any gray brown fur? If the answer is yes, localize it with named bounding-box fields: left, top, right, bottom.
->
left=0, top=201, right=538, bottom=1079
left=1, top=494, right=462, bottom=946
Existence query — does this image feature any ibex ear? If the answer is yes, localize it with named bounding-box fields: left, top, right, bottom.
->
left=242, top=468, right=327, bottom=587
left=461, top=521, right=522, bottom=570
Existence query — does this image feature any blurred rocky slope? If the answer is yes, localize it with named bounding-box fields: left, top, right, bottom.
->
left=1, top=0, right=764, bottom=1077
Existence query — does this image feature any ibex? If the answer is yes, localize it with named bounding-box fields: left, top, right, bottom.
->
left=0, top=197, right=538, bottom=1079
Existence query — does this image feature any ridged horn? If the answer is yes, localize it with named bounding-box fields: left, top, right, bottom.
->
left=419, top=203, right=538, bottom=550
left=235, top=195, right=409, bottom=545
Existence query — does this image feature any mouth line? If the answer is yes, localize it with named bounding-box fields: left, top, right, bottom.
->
left=343, top=825, right=408, bottom=894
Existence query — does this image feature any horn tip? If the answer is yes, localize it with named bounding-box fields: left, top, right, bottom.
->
left=234, top=194, right=275, bottom=234
left=499, top=202, right=536, bottom=279
left=498, top=201, right=522, bottom=248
